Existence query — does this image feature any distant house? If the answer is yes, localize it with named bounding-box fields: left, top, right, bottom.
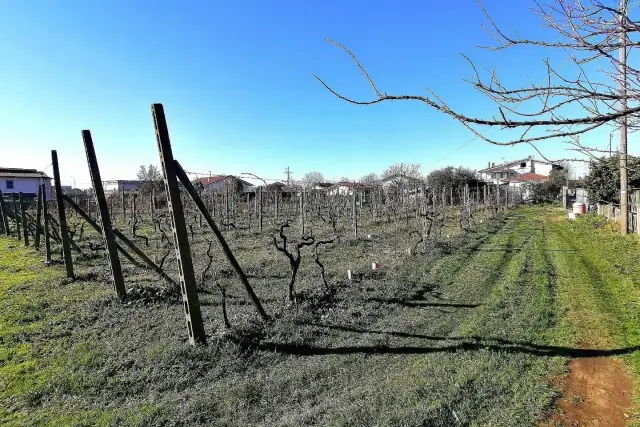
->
left=0, top=167, right=52, bottom=199
left=312, top=182, right=334, bottom=191
left=380, top=174, right=425, bottom=196
left=507, top=173, right=551, bottom=199
left=478, top=157, right=563, bottom=185
left=198, top=175, right=255, bottom=195
left=326, top=181, right=371, bottom=197
left=264, top=182, right=298, bottom=198
left=103, top=180, right=143, bottom=194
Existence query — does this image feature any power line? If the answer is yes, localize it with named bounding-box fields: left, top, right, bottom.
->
left=432, top=130, right=488, bottom=165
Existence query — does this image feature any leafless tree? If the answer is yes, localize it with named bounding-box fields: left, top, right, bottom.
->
left=316, top=0, right=635, bottom=232
left=272, top=220, right=315, bottom=302
left=314, top=236, right=339, bottom=289
left=301, top=171, right=326, bottom=188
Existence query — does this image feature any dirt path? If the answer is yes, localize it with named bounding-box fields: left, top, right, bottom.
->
left=544, top=212, right=634, bottom=426
left=552, top=357, right=632, bottom=426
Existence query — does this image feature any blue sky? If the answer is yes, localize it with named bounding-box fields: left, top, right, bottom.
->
left=0, top=0, right=632, bottom=187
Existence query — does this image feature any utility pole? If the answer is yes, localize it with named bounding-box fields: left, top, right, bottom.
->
left=620, top=0, right=629, bottom=234
left=284, top=167, right=292, bottom=186
left=609, top=133, right=613, bottom=158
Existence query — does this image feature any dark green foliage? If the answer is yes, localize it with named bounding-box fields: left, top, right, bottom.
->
left=583, top=155, right=640, bottom=204
left=524, top=168, right=567, bottom=203
left=426, top=166, right=478, bottom=190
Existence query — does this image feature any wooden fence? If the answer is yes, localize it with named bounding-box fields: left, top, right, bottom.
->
left=597, top=190, right=640, bottom=234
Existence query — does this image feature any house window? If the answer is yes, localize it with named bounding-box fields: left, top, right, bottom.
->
left=520, top=162, right=526, bottom=168
left=6, top=180, right=14, bottom=189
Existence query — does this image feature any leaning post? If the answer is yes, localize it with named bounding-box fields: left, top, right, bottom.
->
left=51, top=150, right=74, bottom=279
left=83, top=130, right=127, bottom=299
left=152, top=103, right=206, bottom=346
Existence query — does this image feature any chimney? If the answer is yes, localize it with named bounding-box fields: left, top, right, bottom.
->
left=488, top=162, right=491, bottom=168
left=492, top=162, right=495, bottom=167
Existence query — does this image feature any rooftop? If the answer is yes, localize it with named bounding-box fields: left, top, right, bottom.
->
left=0, top=167, right=51, bottom=179
left=509, top=173, right=550, bottom=182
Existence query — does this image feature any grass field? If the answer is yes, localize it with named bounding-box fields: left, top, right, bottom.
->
left=2, top=205, right=640, bottom=426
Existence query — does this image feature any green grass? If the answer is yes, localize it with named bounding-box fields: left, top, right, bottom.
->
left=544, top=210, right=640, bottom=422
left=3, top=205, right=640, bottom=425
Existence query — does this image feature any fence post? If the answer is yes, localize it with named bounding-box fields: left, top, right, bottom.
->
left=0, top=190, right=8, bottom=236
left=19, top=193, right=29, bottom=246
left=83, top=130, right=127, bottom=299
left=258, top=186, right=263, bottom=232
left=42, top=186, right=51, bottom=264
left=35, top=185, right=43, bottom=249
left=635, top=191, right=640, bottom=235
left=152, top=103, right=206, bottom=346
left=51, top=150, right=74, bottom=279
left=11, top=193, right=21, bottom=240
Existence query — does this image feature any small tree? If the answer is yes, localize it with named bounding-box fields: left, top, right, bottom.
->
left=381, top=163, right=421, bottom=180
left=137, top=164, right=163, bottom=195
left=301, top=171, right=325, bottom=188
left=360, top=172, right=379, bottom=185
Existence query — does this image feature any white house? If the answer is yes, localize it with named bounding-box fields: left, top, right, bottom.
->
left=326, top=181, right=371, bottom=197
left=0, top=167, right=52, bottom=199
left=478, top=157, right=563, bottom=185
left=103, top=180, right=144, bottom=194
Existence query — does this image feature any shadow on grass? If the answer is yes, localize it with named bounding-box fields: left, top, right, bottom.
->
left=248, top=323, right=640, bottom=359
left=368, top=297, right=480, bottom=309
left=254, top=341, right=640, bottom=358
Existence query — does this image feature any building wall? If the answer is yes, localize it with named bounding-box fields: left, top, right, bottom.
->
left=118, top=182, right=141, bottom=192
left=204, top=178, right=254, bottom=194
left=0, top=178, right=52, bottom=199
left=481, top=160, right=556, bottom=184
left=532, top=162, right=553, bottom=176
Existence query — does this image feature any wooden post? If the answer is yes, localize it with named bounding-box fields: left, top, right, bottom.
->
left=51, top=150, right=74, bottom=279
left=636, top=190, right=640, bottom=234
left=11, top=193, right=21, bottom=239
left=258, top=186, right=263, bottom=232
left=353, top=190, right=358, bottom=237
left=226, top=184, right=230, bottom=231
left=275, top=189, right=279, bottom=222
left=299, top=188, right=305, bottom=236
left=19, top=193, right=29, bottom=246
left=150, top=187, right=156, bottom=220
left=152, top=103, right=206, bottom=346
left=0, top=190, right=8, bottom=236
left=120, top=187, right=126, bottom=221
left=82, top=130, right=127, bottom=299
left=34, top=185, right=43, bottom=249
left=0, top=190, right=4, bottom=235
left=42, top=187, right=51, bottom=264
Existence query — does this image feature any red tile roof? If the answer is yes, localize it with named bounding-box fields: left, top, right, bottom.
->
left=510, top=173, right=549, bottom=182
left=198, top=175, right=229, bottom=185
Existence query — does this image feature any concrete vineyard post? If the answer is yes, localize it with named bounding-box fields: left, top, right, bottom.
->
left=82, top=130, right=127, bottom=299
left=51, top=150, right=74, bottom=279
left=152, top=103, right=207, bottom=346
